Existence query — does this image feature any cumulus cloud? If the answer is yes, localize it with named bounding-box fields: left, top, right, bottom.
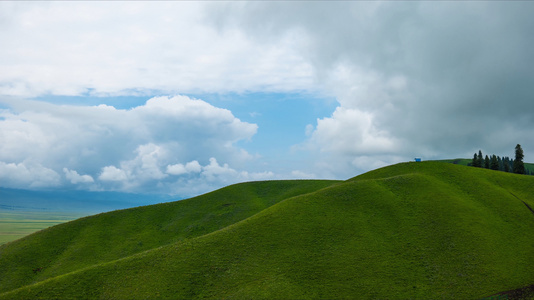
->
left=166, top=160, right=202, bottom=176
left=209, top=1, right=534, bottom=175
left=63, top=168, right=94, bottom=184
left=123, top=143, right=168, bottom=181
left=0, top=161, right=61, bottom=188
left=311, top=107, right=398, bottom=156
left=99, top=166, right=128, bottom=182
left=202, top=157, right=238, bottom=182
left=0, top=95, right=261, bottom=194
left=97, top=143, right=169, bottom=190
left=2, top=2, right=534, bottom=193
left=164, top=157, right=276, bottom=197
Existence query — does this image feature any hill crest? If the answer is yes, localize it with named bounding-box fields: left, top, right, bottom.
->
left=1, top=162, right=533, bottom=299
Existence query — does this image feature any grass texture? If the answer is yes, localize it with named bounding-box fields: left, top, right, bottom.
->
left=0, top=162, right=532, bottom=299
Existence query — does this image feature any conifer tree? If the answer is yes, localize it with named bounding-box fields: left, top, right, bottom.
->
left=513, top=144, right=525, bottom=174
left=478, top=150, right=484, bottom=167
left=504, top=157, right=510, bottom=172
left=484, top=155, right=490, bottom=169
left=490, top=155, right=499, bottom=170
left=472, top=153, right=480, bottom=167
left=497, top=156, right=503, bottom=171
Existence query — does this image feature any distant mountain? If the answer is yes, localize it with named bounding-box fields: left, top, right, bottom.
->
left=0, top=162, right=533, bottom=299
left=0, top=188, right=177, bottom=214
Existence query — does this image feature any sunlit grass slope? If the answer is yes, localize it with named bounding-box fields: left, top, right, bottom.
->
left=0, top=180, right=338, bottom=295
left=1, top=162, right=533, bottom=299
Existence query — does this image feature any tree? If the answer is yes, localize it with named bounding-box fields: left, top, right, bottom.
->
left=513, top=144, right=525, bottom=174
left=504, top=157, right=510, bottom=172
left=490, top=155, right=499, bottom=170
left=472, top=153, right=479, bottom=167
left=484, top=155, right=490, bottom=169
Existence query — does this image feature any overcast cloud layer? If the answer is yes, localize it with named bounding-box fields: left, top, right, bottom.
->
left=1, top=2, right=533, bottom=196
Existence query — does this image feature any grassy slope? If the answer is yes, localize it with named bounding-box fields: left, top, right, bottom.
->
left=0, top=180, right=339, bottom=295
left=0, top=211, right=83, bottom=246
left=1, top=162, right=533, bottom=299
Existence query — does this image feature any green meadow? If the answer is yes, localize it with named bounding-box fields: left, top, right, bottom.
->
left=0, top=162, right=533, bottom=299
left=0, top=211, right=83, bottom=246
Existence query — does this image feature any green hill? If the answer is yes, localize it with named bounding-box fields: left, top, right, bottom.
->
left=1, top=162, right=533, bottom=299
left=438, top=158, right=534, bottom=174
left=0, top=180, right=338, bottom=295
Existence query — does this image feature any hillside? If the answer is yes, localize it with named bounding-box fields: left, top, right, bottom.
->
left=0, top=180, right=338, bottom=295
left=1, top=162, right=533, bottom=299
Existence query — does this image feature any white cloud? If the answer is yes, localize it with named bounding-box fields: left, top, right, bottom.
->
left=99, top=166, right=128, bottom=182
left=125, top=143, right=168, bottom=181
left=2, top=2, right=534, bottom=193
left=164, top=157, right=276, bottom=197
left=0, top=2, right=314, bottom=97
left=166, top=160, right=202, bottom=176
left=166, top=164, right=188, bottom=176
left=0, top=95, right=260, bottom=193
left=311, top=107, right=397, bottom=156
left=295, top=105, right=404, bottom=178
left=185, top=161, right=202, bottom=173
left=199, top=158, right=275, bottom=183
left=0, top=161, right=61, bottom=188
left=201, top=157, right=239, bottom=182
left=211, top=1, right=534, bottom=177
left=63, top=168, right=94, bottom=184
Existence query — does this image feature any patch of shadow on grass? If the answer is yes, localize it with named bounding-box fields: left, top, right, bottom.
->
left=482, top=284, right=534, bottom=300
left=521, top=201, right=534, bottom=215
left=507, top=192, right=534, bottom=216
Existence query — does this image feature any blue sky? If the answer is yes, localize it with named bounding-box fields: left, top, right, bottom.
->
left=194, top=93, right=337, bottom=158
left=1, top=1, right=534, bottom=197
left=35, top=91, right=339, bottom=177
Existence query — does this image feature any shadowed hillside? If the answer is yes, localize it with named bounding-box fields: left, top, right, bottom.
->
left=0, top=162, right=533, bottom=299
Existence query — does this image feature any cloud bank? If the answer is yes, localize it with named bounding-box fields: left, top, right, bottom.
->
left=0, top=2, right=313, bottom=97
left=0, top=95, right=272, bottom=195
left=208, top=1, right=534, bottom=177
left=1, top=2, right=534, bottom=194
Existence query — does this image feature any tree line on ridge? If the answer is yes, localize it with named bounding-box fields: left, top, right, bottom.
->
left=470, top=144, right=530, bottom=175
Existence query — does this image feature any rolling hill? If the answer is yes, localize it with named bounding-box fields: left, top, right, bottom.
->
left=0, top=162, right=533, bottom=299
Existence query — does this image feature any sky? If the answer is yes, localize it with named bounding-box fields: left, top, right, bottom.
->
left=1, top=1, right=533, bottom=197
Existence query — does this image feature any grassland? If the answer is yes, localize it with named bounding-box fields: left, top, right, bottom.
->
left=0, top=180, right=338, bottom=296
left=0, top=211, right=84, bottom=246
left=0, top=162, right=533, bottom=299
